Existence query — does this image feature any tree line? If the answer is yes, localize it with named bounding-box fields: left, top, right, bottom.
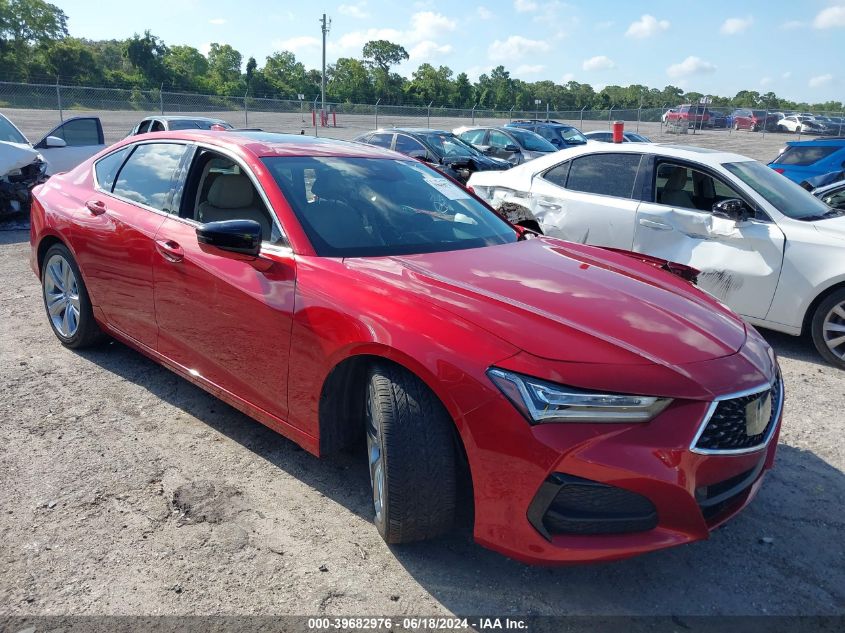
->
left=1, top=0, right=842, bottom=112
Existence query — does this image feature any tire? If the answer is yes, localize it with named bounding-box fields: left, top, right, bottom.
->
left=810, top=288, right=845, bottom=369
left=364, top=363, right=456, bottom=543
left=41, top=243, right=105, bottom=349
left=777, top=124, right=787, bottom=133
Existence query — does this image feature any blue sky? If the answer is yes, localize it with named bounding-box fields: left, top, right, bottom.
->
left=56, top=0, right=844, bottom=102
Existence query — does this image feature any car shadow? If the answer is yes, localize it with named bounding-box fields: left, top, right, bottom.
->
left=76, top=337, right=844, bottom=616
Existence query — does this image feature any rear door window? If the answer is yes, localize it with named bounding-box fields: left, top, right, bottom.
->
left=368, top=133, right=394, bottom=149
left=94, top=147, right=131, bottom=192
left=394, top=134, right=426, bottom=154
left=772, top=146, right=839, bottom=166
left=112, top=143, right=188, bottom=212
left=566, top=153, right=642, bottom=198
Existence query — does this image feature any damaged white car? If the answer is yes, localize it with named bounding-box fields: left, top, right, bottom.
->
left=1, top=112, right=105, bottom=215
left=468, top=143, right=845, bottom=368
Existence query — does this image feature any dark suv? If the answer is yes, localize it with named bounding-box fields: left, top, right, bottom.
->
left=504, top=120, right=587, bottom=149
left=353, top=128, right=510, bottom=183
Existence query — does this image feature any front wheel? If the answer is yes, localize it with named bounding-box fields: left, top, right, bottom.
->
left=811, top=289, right=845, bottom=369
left=41, top=243, right=104, bottom=348
left=365, top=363, right=456, bottom=543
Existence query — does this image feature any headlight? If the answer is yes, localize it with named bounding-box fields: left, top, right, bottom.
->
left=487, top=368, right=671, bottom=424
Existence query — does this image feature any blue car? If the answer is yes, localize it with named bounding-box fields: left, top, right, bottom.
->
left=768, top=138, right=845, bottom=184
left=504, top=120, right=587, bottom=149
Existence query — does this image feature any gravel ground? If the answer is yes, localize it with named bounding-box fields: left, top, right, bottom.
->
left=0, top=228, right=843, bottom=618
left=3, top=106, right=810, bottom=163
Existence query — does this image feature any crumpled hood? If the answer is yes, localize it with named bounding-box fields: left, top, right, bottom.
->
left=348, top=238, right=747, bottom=367
left=0, top=141, right=41, bottom=176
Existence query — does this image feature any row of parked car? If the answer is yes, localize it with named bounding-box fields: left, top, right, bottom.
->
left=664, top=104, right=845, bottom=134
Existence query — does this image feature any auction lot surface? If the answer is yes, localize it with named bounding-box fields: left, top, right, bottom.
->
left=0, top=227, right=844, bottom=617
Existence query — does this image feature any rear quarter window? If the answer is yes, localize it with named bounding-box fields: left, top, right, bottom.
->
left=773, top=146, right=839, bottom=166
left=565, top=153, right=642, bottom=198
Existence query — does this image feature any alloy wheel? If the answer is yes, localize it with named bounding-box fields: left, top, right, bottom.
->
left=365, top=391, right=385, bottom=523
left=43, top=253, right=81, bottom=338
left=822, top=300, right=845, bottom=361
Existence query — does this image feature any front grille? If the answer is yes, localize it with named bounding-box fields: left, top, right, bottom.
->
left=527, top=474, right=658, bottom=539
left=695, top=457, right=765, bottom=522
left=694, top=376, right=782, bottom=453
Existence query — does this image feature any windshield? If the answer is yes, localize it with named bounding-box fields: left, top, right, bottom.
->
left=0, top=115, right=29, bottom=144
left=419, top=132, right=481, bottom=159
left=723, top=160, right=834, bottom=220
left=167, top=119, right=231, bottom=130
left=262, top=156, right=518, bottom=257
left=558, top=127, right=587, bottom=144
left=506, top=128, right=555, bottom=152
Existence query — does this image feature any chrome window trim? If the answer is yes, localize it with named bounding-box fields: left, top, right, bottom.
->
left=92, top=139, right=289, bottom=248
left=689, top=374, right=784, bottom=456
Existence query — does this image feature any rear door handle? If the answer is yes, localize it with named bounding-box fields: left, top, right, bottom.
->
left=85, top=199, right=106, bottom=215
left=155, top=239, right=184, bottom=263
left=638, top=218, right=673, bottom=231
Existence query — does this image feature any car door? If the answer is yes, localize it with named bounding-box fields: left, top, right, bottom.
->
left=73, top=141, right=189, bottom=348
left=633, top=157, right=786, bottom=319
left=34, top=117, right=106, bottom=174
left=152, top=146, right=297, bottom=422
left=394, top=133, right=429, bottom=159
left=528, top=152, right=643, bottom=248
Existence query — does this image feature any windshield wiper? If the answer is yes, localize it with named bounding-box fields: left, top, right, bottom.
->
left=800, top=208, right=845, bottom=221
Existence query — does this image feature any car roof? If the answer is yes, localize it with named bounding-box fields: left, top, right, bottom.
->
left=784, top=138, right=845, bottom=146
left=123, top=130, right=402, bottom=159
left=142, top=115, right=228, bottom=122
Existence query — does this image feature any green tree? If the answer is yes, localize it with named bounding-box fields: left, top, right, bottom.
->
left=362, top=39, right=408, bottom=102
left=262, top=50, right=308, bottom=97
left=124, top=31, right=168, bottom=85
left=327, top=57, right=373, bottom=103
left=453, top=72, right=473, bottom=108
left=207, top=42, right=242, bottom=91
left=163, top=45, right=209, bottom=91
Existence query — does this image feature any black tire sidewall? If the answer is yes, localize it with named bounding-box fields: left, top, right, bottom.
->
left=41, top=244, right=100, bottom=348
left=810, top=288, right=845, bottom=369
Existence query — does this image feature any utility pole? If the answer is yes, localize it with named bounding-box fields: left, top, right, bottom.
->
left=320, top=13, right=331, bottom=115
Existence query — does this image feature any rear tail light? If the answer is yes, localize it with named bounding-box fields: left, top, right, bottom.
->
left=773, top=168, right=785, bottom=174
left=466, top=185, right=475, bottom=194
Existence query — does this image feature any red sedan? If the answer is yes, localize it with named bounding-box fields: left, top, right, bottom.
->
left=29, top=131, right=783, bottom=564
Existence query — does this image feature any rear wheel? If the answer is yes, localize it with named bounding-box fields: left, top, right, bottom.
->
left=811, top=288, right=845, bottom=369
left=365, top=363, right=456, bottom=543
left=41, top=244, right=104, bottom=348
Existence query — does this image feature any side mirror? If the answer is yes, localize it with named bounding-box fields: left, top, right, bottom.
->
left=43, top=135, right=67, bottom=148
left=712, top=198, right=749, bottom=222
left=504, top=144, right=520, bottom=153
left=196, top=219, right=262, bottom=256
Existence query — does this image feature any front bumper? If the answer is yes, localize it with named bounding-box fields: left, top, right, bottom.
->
left=461, top=348, right=782, bottom=565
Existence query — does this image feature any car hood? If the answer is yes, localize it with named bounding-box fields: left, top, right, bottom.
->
left=0, top=141, right=40, bottom=175
left=813, top=215, right=845, bottom=241
left=348, top=237, right=747, bottom=367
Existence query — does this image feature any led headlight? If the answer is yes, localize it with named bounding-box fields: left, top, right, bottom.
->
left=487, top=368, right=671, bottom=424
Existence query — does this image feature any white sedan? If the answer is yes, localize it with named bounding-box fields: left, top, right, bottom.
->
left=468, top=142, right=845, bottom=367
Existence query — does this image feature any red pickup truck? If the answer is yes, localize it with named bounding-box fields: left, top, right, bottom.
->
left=665, top=104, right=710, bottom=127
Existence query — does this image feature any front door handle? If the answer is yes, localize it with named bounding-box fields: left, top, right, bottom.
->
left=85, top=199, right=106, bottom=215
left=639, top=218, right=673, bottom=231
left=155, top=239, right=184, bottom=263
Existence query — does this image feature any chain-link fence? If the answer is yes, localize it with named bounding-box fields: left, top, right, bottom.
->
left=3, top=81, right=844, bottom=162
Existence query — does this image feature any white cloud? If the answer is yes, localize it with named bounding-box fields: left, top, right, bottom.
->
left=582, top=55, right=615, bottom=71
left=782, top=71, right=792, bottom=79
left=514, top=0, right=537, bottom=12
left=720, top=16, right=753, bottom=35
left=814, top=6, right=845, bottom=29
left=515, top=64, right=545, bottom=74
left=477, top=6, right=493, bottom=20
left=809, top=74, right=833, bottom=88
left=339, top=3, right=369, bottom=19
left=625, top=15, right=670, bottom=39
left=561, top=72, right=575, bottom=82
left=464, top=64, right=493, bottom=82
left=208, top=18, right=226, bottom=25
left=409, top=11, right=456, bottom=40
left=273, top=36, right=321, bottom=53
left=488, top=35, right=550, bottom=61
left=409, top=40, right=453, bottom=61
left=666, top=56, right=716, bottom=79
left=780, top=20, right=805, bottom=29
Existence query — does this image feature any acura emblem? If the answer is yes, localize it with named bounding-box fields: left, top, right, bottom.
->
left=745, top=392, right=772, bottom=437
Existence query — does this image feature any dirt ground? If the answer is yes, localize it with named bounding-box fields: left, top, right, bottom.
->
left=0, top=228, right=843, bottom=619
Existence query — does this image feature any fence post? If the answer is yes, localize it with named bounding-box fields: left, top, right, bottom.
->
left=375, top=98, right=380, bottom=129
left=427, top=100, right=433, bottom=128
left=56, top=77, right=63, bottom=123
left=243, top=90, right=249, bottom=127
left=471, top=103, right=477, bottom=125
left=580, top=105, right=585, bottom=129
left=637, top=107, right=642, bottom=133
left=509, top=105, right=515, bottom=123
left=608, top=106, right=614, bottom=128
left=160, top=83, right=164, bottom=114
left=762, top=107, right=769, bottom=139
left=314, top=96, right=320, bottom=137
left=839, top=111, right=844, bottom=136
left=660, top=102, right=667, bottom=133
